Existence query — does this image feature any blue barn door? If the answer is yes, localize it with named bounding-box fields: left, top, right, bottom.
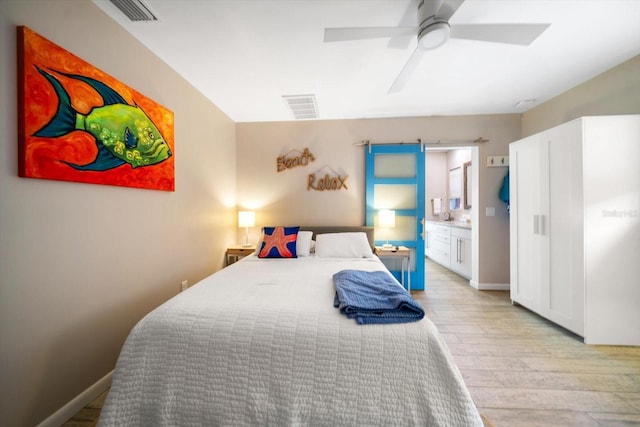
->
left=366, top=144, right=425, bottom=290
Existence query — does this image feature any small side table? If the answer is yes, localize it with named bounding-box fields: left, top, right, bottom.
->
left=375, top=246, right=411, bottom=292
left=226, top=245, right=256, bottom=266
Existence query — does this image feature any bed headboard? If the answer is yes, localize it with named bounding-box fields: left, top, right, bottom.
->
left=300, top=226, right=375, bottom=249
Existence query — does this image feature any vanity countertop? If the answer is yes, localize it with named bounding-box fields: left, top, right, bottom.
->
left=426, top=219, right=472, bottom=229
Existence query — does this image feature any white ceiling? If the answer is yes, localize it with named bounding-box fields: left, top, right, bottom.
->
left=93, top=0, right=640, bottom=123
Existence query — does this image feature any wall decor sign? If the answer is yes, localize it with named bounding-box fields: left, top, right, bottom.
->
left=307, top=166, right=349, bottom=191
left=277, top=147, right=315, bottom=172
left=17, top=26, right=175, bottom=191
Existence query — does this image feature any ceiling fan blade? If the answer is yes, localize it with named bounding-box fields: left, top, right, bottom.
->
left=387, top=34, right=415, bottom=50
left=324, top=26, right=415, bottom=42
left=436, top=0, right=466, bottom=21
left=450, top=23, right=551, bottom=45
left=388, top=46, right=425, bottom=94
left=387, top=0, right=419, bottom=49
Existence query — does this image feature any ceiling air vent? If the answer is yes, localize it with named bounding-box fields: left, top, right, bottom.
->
left=108, top=0, right=159, bottom=22
left=283, top=94, right=318, bottom=120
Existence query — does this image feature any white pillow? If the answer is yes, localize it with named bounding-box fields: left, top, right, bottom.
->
left=296, top=231, right=313, bottom=257
left=314, top=232, right=374, bottom=258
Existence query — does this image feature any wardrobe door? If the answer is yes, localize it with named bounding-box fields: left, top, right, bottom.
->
left=545, top=122, right=584, bottom=335
left=510, top=135, right=548, bottom=312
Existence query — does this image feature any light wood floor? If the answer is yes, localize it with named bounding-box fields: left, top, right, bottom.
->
left=415, top=259, right=640, bottom=426
left=65, top=259, right=640, bottom=426
left=63, top=388, right=107, bottom=427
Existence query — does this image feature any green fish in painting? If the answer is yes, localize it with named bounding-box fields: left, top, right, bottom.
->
left=33, top=66, right=172, bottom=171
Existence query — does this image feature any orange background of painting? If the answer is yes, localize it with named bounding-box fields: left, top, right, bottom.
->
left=17, top=26, right=175, bottom=191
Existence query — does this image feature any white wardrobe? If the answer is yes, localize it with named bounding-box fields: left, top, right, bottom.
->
left=509, top=115, right=639, bottom=345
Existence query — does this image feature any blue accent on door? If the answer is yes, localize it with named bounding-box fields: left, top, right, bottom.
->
left=365, top=144, right=425, bottom=291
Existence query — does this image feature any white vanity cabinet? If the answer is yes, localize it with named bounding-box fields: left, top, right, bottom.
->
left=425, top=222, right=451, bottom=268
left=509, top=115, right=640, bottom=345
left=425, top=221, right=471, bottom=279
left=450, top=227, right=471, bottom=279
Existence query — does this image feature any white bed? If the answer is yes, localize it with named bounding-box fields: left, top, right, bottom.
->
left=99, top=227, right=482, bottom=426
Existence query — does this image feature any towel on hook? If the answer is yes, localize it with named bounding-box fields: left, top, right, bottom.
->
left=499, top=171, right=510, bottom=213
left=432, top=198, right=442, bottom=215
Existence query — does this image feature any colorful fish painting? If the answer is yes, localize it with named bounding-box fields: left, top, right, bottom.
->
left=33, top=66, right=172, bottom=172
left=17, top=26, right=175, bottom=191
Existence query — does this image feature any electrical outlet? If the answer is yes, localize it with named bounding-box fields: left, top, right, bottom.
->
left=181, top=280, right=188, bottom=291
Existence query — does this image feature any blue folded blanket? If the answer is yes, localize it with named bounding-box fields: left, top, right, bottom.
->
left=333, top=269, right=425, bottom=324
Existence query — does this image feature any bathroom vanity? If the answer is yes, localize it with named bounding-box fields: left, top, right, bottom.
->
left=425, top=220, right=471, bottom=279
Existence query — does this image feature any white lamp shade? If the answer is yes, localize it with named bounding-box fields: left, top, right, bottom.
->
left=238, top=211, right=255, bottom=228
left=378, top=209, right=396, bottom=228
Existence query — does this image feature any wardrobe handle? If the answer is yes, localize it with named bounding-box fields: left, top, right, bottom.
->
left=533, top=214, right=539, bottom=235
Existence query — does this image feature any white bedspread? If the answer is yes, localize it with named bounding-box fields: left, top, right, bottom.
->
left=99, top=256, right=482, bottom=426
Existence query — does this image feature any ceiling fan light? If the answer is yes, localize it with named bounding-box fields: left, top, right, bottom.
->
left=418, top=21, right=451, bottom=50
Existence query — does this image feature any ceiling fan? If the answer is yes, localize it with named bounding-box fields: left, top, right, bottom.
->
left=324, top=0, right=550, bottom=93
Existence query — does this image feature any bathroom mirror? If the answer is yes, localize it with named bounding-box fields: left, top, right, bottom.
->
left=463, top=161, right=472, bottom=209
left=449, top=166, right=461, bottom=211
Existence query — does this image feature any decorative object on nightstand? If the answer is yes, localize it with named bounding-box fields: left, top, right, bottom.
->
left=226, top=245, right=256, bottom=266
left=378, top=209, right=395, bottom=248
left=238, top=211, right=255, bottom=247
left=375, top=245, right=411, bottom=292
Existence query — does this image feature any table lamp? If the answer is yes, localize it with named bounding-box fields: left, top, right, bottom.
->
left=238, top=211, right=255, bottom=247
left=378, top=209, right=395, bottom=248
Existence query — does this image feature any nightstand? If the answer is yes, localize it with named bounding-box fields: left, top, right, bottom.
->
left=375, top=246, right=411, bottom=292
left=226, top=245, right=256, bottom=266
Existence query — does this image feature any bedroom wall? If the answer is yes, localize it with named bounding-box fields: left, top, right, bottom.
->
left=0, top=1, right=236, bottom=426
left=236, top=115, right=521, bottom=288
left=522, top=54, right=640, bottom=136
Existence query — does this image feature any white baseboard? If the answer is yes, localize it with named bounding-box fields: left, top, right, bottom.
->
left=37, top=370, right=112, bottom=427
left=470, top=280, right=510, bottom=291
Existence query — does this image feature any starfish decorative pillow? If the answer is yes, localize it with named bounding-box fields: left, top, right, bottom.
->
left=258, top=226, right=300, bottom=258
